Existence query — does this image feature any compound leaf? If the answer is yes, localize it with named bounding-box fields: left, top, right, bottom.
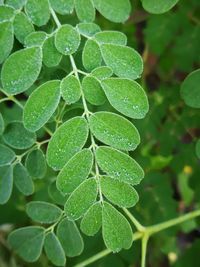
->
left=0, top=165, right=13, bottom=204
left=26, top=201, right=62, bottom=224
left=75, top=0, right=95, bottom=22
left=23, top=80, right=61, bottom=132
left=57, top=149, right=93, bottom=194
left=0, top=144, right=15, bottom=166
left=0, top=21, right=14, bottom=64
left=47, top=117, right=89, bottom=170
left=96, top=146, right=144, bottom=184
left=82, top=39, right=102, bottom=71
left=1, top=47, right=42, bottom=95
left=64, top=178, right=98, bottom=220
left=89, top=112, right=140, bottom=151
left=61, top=75, right=81, bottom=104
left=142, top=0, right=179, bottom=14
left=8, top=226, right=45, bottom=262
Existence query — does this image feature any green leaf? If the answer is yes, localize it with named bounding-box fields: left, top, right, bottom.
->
left=0, top=21, right=14, bottom=64
left=13, top=163, right=34, bottom=196
left=47, top=117, right=89, bottom=170
left=25, top=0, right=50, bottom=26
left=0, top=5, right=15, bottom=22
left=57, top=149, right=93, bottom=194
left=180, top=69, right=200, bottom=109
left=76, top=22, right=101, bottom=38
left=82, top=76, right=106, bottom=106
left=1, top=47, right=42, bottom=95
left=89, top=112, right=140, bottom=151
left=57, top=218, right=84, bottom=257
left=75, top=0, right=95, bottom=22
left=14, top=12, right=35, bottom=44
left=25, top=149, right=47, bottom=179
left=48, top=180, right=68, bottom=206
left=80, top=202, right=102, bottom=236
left=26, top=201, right=62, bottom=224
left=0, top=144, right=15, bottom=166
left=0, top=113, right=4, bottom=135
left=49, top=0, right=74, bottom=15
left=24, top=31, right=47, bottom=47
left=8, top=226, right=45, bottom=262
left=102, top=202, right=132, bottom=252
left=95, top=31, right=127, bottom=45
left=142, top=0, right=179, bottom=14
left=102, top=78, right=149, bottom=119
left=61, top=75, right=81, bottom=104
left=44, top=232, right=66, bottom=267
left=96, top=146, right=144, bottom=184
left=100, top=176, right=139, bottom=207
left=82, top=39, right=102, bottom=71
left=42, top=35, right=62, bottom=67
left=24, top=80, right=61, bottom=132
left=101, top=44, right=143, bottom=80
left=91, top=66, right=113, bottom=80
left=93, top=0, right=131, bottom=23
left=64, top=178, right=98, bottom=220
left=3, top=121, right=36, bottom=149
left=195, top=140, right=200, bottom=159
left=5, top=0, right=26, bottom=9
left=55, top=24, right=80, bottom=55
left=0, top=166, right=13, bottom=204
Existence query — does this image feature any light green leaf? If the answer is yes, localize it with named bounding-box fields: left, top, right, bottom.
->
left=47, top=117, right=89, bottom=170
left=57, top=149, right=93, bottom=194
left=89, top=112, right=140, bottom=151
left=55, top=24, right=80, bottom=55
left=61, top=75, right=81, bottom=104
left=82, top=39, right=102, bottom=71
left=14, top=12, right=34, bottom=44
left=5, top=0, right=26, bottom=9
left=57, top=218, right=84, bottom=257
left=48, top=181, right=68, bottom=206
left=13, top=163, right=34, bottom=196
left=0, top=166, right=13, bottom=204
left=93, top=0, right=131, bottom=23
left=25, top=149, right=47, bottom=179
left=24, top=31, right=47, bottom=47
left=26, top=201, right=62, bottom=224
left=142, top=0, right=179, bottom=14
left=0, top=21, right=14, bottom=64
left=25, top=0, right=50, bottom=26
left=0, top=5, right=15, bottom=22
left=8, top=226, right=45, bottom=262
left=0, top=113, right=4, bottom=135
left=91, top=66, right=113, bottom=80
left=80, top=202, right=102, bottom=236
left=1, top=47, right=42, bottom=95
left=64, top=178, right=98, bottom=220
left=0, top=144, right=15, bottom=166
left=76, top=22, right=101, bottom=38
left=3, top=121, right=36, bottom=149
left=49, top=0, right=74, bottom=15
left=102, top=78, right=149, bottom=119
left=44, top=232, right=66, bottom=267
left=100, top=176, right=139, bottom=207
left=82, top=76, right=106, bottom=106
left=42, top=35, right=62, bottom=67
left=195, top=140, right=200, bottom=159
left=96, top=146, right=144, bottom=184
left=5, top=124, right=27, bottom=151
left=95, top=31, right=127, bottom=45
left=102, top=202, right=132, bottom=252
left=24, top=80, right=61, bottom=132
left=101, top=44, right=143, bottom=80
left=75, top=0, right=95, bottom=22
left=180, top=69, right=200, bottom=109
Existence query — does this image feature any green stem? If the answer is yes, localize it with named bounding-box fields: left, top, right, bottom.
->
left=50, top=7, right=61, bottom=27
left=123, top=208, right=145, bottom=232
left=141, top=234, right=149, bottom=267
left=0, top=97, right=9, bottom=104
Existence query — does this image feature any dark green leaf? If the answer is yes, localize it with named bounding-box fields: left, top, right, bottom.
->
left=0, top=144, right=15, bottom=166
left=0, top=113, right=4, bottom=135
left=0, top=166, right=13, bottom=204
left=142, top=0, right=179, bottom=14
left=195, top=140, right=200, bottom=159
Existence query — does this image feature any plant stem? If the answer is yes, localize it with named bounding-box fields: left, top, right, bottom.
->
left=50, top=7, right=61, bottom=27
left=141, top=234, right=149, bottom=267
left=123, top=208, right=145, bottom=232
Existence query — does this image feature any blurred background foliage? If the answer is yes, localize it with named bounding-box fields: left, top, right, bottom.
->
left=0, top=0, right=200, bottom=266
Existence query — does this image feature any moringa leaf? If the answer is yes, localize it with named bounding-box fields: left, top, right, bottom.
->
left=64, top=178, right=98, bottom=220
left=5, top=0, right=26, bottom=9
left=23, top=80, right=61, bottom=132
left=0, top=21, right=14, bottom=64
left=47, top=117, right=89, bottom=170
left=0, top=165, right=13, bottom=204
left=0, top=144, right=15, bottom=166
left=8, top=226, right=45, bottom=262
left=61, top=74, right=81, bottom=104
left=74, top=0, right=95, bottom=22
left=82, top=39, right=102, bottom=71
left=48, top=181, right=68, bottom=206
left=0, top=113, right=4, bottom=135
left=57, top=149, right=93, bottom=194
left=96, top=146, right=144, bottom=184
left=24, top=31, right=47, bottom=47
left=91, top=66, right=113, bottom=80
left=26, top=201, right=62, bottom=224
left=49, top=0, right=74, bottom=15
left=142, top=0, right=179, bottom=14
left=102, top=78, right=149, bottom=119
left=1, top=47, right=42, bottom=95
left=0, top=5, right=15, bottom=22
left=95, top=31, right=127, bottom=45
left=76, top=22, right=101, bottom=38
left=42, top=35, right=62, bottom=67
left=101, top=44, right=143, bottom=80
left=89, top=112, right=140, bottom=151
